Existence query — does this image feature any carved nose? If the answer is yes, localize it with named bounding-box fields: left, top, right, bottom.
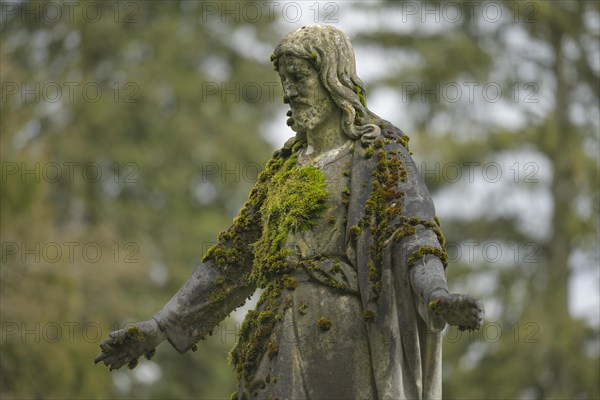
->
left=283, top=81, right=299, bottom=100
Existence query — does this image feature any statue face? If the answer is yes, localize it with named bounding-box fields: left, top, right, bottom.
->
left=277, top=55, right=336, bottom=134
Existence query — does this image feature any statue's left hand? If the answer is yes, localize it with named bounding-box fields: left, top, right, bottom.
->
left=428, top=293, right=484, bottom=331
left=94, top=319, right=166, bottom=370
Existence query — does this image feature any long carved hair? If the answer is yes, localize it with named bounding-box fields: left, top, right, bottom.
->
left=272, top=25, right=381, bottom=147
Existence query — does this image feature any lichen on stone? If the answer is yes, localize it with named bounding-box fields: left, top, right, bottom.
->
left=407, top=245, right=448, bottom=268
left=282, top=275, right=298, bottom=290
left=298, top=302, right=309, bottom=315
left=354, top=141, right=448, bottom=302
left=316, top=317, right=332, bottom=331
left=363, top=309, right=377, bottom=322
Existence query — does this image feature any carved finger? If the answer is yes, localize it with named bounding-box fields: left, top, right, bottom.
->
left=100, top=342, right=114, bottom=353
left=94, top=352, right=108, bottom=364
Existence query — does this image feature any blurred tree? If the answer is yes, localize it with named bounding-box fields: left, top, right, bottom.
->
left=353, top=1, right=599, bottom=398
left=1, top=1, right=282, bottom=398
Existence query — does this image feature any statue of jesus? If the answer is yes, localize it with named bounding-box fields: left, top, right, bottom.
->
left=95, top=25, right=484, bottom=400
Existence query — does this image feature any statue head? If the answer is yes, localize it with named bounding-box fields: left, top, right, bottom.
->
left=272, top=25, right=380, bottom=145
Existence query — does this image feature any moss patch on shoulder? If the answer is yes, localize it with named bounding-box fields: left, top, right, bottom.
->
left=355, top=143, right=448, bottom=302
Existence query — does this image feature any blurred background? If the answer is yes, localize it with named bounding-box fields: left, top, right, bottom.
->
left=1, top=1, right=598, bottom=399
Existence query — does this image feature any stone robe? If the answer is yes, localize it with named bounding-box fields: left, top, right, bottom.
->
left=154, top=120, right=447, bottom=399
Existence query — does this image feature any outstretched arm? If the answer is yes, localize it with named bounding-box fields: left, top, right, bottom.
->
left=152, top=256, right=255, bottom=353
left=94, top=245, right=257, bottom=371
left=94, top=183, right=268, bottom=370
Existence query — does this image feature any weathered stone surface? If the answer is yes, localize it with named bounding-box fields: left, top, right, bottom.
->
left=95, top=25, right=484, bottom=400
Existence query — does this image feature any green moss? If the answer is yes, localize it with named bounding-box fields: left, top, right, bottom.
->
left=201, top=152, right=279, bottom=287
left=124, top=326, right=144, bottom=343
left=208, top=286, right=234, bottom=303
left=204, top=135, right=448, bottom=386
left=229, top=391, right=238, bottom=400
left=359, top=149, right=406, bottom=299
left=316, top=317, right=332, bottom=331
left=354, top=113, right=364, bottom=125
left=270, top=53, right=279, bottom=71
left=328, top=216, right=337, bottom=224
left=407, top=245, right=448, bottom=268
left=357, top=143, right=450, bottom=302
left=305, top=260, right=350, bottom=292
left=267, top=340, right=278, bottom=358
left=332, top=261, right=342, bottom=274
left=230, top=288, right=280, bottom=380
left=353, top=85, right=367, bottom=107
left=127, top=325, right=139, bottom=335
left=396, top=135, right=410, bottom=150
left=363, top=309, right=377, bottom=322
left=393, top=224, right=417, bottom=242
left=282, top=275, right=298, bottom=290
left=392, top=217, right=441, bottom=243
left=365, top=147, right=374, bottom=158
left=343, top=168, right=351, bottom=176
left=282, top=296, right=293, bottom=310
left=428, top=299, right=441, bottom=310
left=250, top=157, right=330, bottom=287
left=434, top=215, right=441, bottom=226
left=298, top=302, right=308, bottom=315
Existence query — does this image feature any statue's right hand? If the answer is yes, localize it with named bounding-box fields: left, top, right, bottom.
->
left=94, top=319, right=166, bottom=371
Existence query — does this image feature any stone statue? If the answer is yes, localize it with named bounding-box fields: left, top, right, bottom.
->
left=95, top=25, right=484, bottom=399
